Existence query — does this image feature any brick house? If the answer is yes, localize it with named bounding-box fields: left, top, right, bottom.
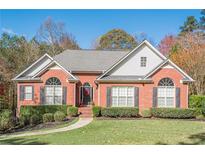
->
left=13, top=40, right=194, bottom=113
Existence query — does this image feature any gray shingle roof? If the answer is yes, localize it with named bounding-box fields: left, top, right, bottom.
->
left=54, top=49, right=127, bottom=72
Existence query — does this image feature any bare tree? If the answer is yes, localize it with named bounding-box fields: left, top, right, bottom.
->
left=134, top=32, right=156, bottom=46
left=35, top=17, right=80, bottom=56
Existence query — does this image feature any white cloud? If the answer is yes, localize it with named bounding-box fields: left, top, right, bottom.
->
left=1, top=28, right=16, bottom=35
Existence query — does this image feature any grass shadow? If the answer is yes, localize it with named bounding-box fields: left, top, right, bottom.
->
left=155, top=141, right=168, bottom=145
left=179, top=132, right=205, bottom=145
left=0, top=137, right=48, bottom=145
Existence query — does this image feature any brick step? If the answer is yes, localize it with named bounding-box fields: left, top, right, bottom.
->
left=79, top=108, right=92, bottom=111
left=80, top=115, right=93, bottom=118
left=79, top=107, right=93, bottom=118
left=79, top=110, right=92, bottom=113
left=80, top=114, right=93, bottom=117
left=80, top=112, right=92, bottom=115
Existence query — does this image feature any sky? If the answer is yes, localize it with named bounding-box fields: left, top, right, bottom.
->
left=0, top=9, right=202, bottom=49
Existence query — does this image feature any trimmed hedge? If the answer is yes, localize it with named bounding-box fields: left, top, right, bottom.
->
left=101, top=107, right=139, bottom=118
left=141, top=109, right=152, bottom=118
left=20, top=105, right=69, bottom=116
left=30, top=114, right=41, bottom=125
left=54, top=111, right=66, bottom=122
left=92, top=106, right=101, bottom=117
left=189, top=95, right=205, bottom=115
left=20, top=105, right=71, bottom=119
left=20, top=105, right=72, bottom=126
left=43, top=113, right=54, bottom=123
left=151, top=108, right=195, bottom=119
left=67, top=107, right=78, bottom=117
left=0, top=109, right=13, bottom=131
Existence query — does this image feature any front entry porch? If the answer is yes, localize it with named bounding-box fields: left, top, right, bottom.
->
left=78, top=82, right=93, bottom=107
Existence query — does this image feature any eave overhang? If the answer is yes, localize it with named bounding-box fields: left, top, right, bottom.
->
left=13, top=78, right=43, bottom=83
left=95, top=79, right=153, bottom=84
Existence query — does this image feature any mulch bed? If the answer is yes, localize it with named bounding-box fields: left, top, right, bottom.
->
left=0, top=117, right=76, bottom=135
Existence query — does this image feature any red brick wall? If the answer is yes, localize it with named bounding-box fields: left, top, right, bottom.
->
left=17, top=69, right=75, bottom=113
left=17, top=67, right=189, bottom=113
left=74, top=73, right=99, bottom=106
left=99, top=68, right=188, bottom=110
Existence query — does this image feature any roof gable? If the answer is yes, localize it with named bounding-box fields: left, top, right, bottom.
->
left=144, top=59, right=194, bottom=82
left=32, top=60, right=78, bottom=80
left=12, top=54, right=52, bottom=80
left=13, top=53, right=78, bottom=81
left=97, top=40, right=167, bottom=80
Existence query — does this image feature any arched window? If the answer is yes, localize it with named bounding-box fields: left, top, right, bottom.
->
left=46, top=77, right=61, bottom=85
left=158, top=78, right=174, bottom=87
left=83, top=82, right=90, bottom=87
left=157, top=77, right=175, bottom=108
left=45, top=77, right=62, bottom=105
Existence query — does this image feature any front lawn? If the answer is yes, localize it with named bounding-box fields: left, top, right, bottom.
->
left=0, top=119, right=205, bottom=145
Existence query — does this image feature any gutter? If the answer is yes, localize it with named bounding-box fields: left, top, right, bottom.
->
left=12, top=78, right=43, bottom=83
left=95, top=79, right=153, bottom=84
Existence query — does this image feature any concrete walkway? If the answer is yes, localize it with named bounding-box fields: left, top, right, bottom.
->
left=0, top=118, right=93, bottom=140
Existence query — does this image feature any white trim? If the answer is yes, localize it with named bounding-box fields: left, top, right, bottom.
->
left=53, top=60, right=78, bottom=80
left=144, top=59, right=194, bottom=82
left=14, top=78, right=42, bottom=81
left=71, top=70, right=103, bottom=74
left=144, top=60, right=168, bottom=79
left=96, top=79, right=153, bottom=83
left=168, top=59, right=194, bottom=81
left=74, top=82, right=76, bottom=107
left=96, top=40, right=166, bottom=80
left=12, top=53, right=53, bottom=80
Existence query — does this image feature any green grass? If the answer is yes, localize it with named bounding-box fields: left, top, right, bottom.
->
left=0, top=119, right=205, bottom=145
left=8, top=118, right=79, bottom=136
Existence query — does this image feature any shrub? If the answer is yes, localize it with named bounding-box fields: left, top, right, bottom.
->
left=30, top=114, right=41, bottom=125
left=101, top=107, right=139, bottom=118
left=43, top=113, right=54, bottom=123
left=20, top=105, right=70, bottom=119
left=54, top=111, right=66, bottom=122
left=151, top=108, right=195, bottom=119
left=0, top=109, right=13, bottom=131
left=19, top=108, right=32, bottom=126
left=92, top=106, right=101, bottom=117
left=141, top=109, right=152, bottom=118
left=196, top=114, right=205, bottom=120
left=67, top=107, right=78, bottom=117
left=189, top=95, right=205, bottom=115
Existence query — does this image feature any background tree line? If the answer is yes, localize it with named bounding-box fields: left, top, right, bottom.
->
left=0, top=10, right=205, bottom=112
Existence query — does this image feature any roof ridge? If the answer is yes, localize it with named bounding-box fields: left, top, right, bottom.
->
left=63, top=49, right=129, bottom=52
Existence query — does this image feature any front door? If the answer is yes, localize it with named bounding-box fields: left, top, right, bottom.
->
left=80, top=82, right=93, bottom=106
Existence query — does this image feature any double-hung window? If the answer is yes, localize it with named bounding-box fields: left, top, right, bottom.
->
left=111, top=87, right=134, bottom=107
left=157, top=78, right=175, bottom=107
left=45, top=86, right=62, bottom=105
left=45, top=77, right=62, bottom=105
left=24, top=86, right=32, bottom=100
